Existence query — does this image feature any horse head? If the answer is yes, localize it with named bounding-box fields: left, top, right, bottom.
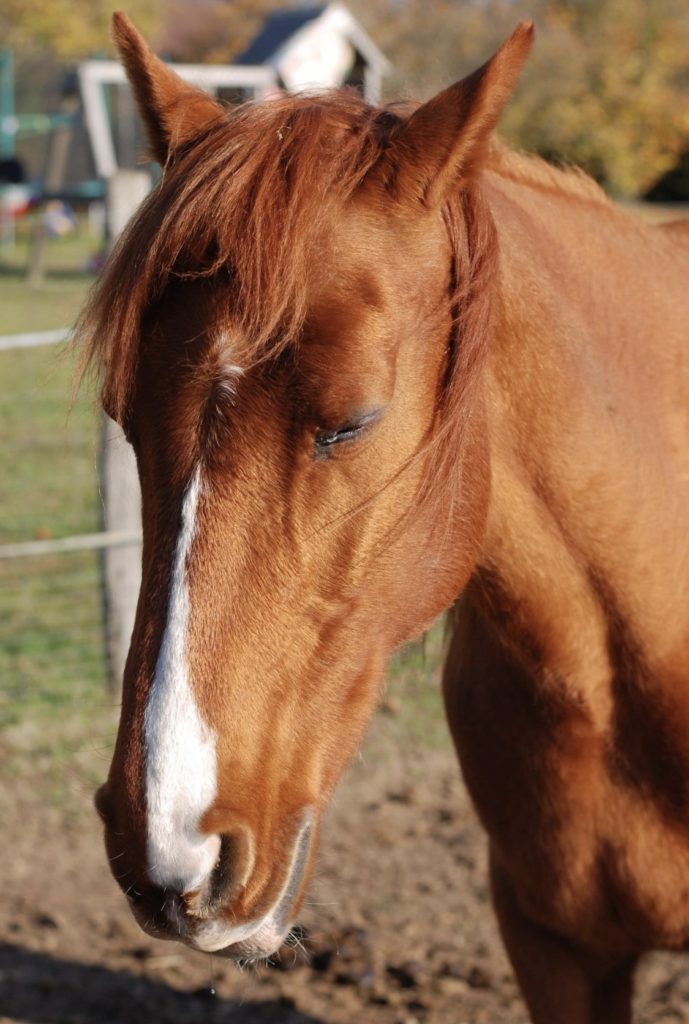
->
left=84, top=13, right=532, bottom=961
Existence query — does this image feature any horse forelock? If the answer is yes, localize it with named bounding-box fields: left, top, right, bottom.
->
left=74, top=90, right=408, bottom=425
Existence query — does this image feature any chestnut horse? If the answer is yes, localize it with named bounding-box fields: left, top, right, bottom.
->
left=80, top=14, right=689, bottom=1023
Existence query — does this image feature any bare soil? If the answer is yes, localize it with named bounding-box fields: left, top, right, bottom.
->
left=2, top=710, right=689, bottom=1024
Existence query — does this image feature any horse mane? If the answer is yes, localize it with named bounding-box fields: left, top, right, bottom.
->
left=486, top=138, right=609, bottom=205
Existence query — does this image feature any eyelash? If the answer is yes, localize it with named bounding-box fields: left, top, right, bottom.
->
left=313, top=411, right=382, bottom=455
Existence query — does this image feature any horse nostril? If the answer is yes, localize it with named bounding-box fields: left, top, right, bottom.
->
left=123, top=882, right=191, bottom=940
left=199, top=827, right=255, bottom=914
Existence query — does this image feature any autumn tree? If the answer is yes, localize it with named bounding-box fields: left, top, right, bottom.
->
left=160, top=0, right=303, bottom=63
left=348, top=0, right=689, bottom=196
left=0, top=0, right=163, bottom=60
left=501, top=0, right=689, bottom=195
left=6, top=0, right=687, bottom=196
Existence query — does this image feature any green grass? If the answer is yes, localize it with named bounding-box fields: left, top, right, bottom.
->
left=0, top=345, right=98, bottom=543
left=382, top=620, right=449, bottom=752
left=0, top=270, right=94, bottom=335
left=0, top=228, right=105, bottom=746
left=0, top=218, right=98, bottom=334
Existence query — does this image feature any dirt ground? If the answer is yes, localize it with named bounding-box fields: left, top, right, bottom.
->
left=3, top=708, right=689, bottom=1024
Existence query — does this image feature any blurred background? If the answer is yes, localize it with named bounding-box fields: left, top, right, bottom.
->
left=2, top=3, right=689, bottom=1023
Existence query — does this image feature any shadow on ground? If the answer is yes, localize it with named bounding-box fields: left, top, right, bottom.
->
left=0, top=943, right=323, bottom=1024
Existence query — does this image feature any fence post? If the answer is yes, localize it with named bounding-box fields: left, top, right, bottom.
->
left=100, top=169, right=150, bottom=694
left=26, top=98, right=79, bottom=286
left=100, top=416, right=142, bottom=694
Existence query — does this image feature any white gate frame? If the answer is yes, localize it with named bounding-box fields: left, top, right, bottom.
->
left=78, top=59, right=277, bottom=179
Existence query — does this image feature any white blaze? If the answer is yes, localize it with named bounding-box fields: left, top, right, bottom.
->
left=144, top=465, right=220, bottom=892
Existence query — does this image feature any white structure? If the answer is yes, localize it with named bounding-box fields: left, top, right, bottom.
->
left=79, top=4, right=391, bottom=179
left=236, top=3, right=391, bottom=103
left=78, top=60, right=276, bottom=180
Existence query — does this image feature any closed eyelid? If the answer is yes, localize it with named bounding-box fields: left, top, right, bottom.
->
left=313, top=407, right=385, bottom=455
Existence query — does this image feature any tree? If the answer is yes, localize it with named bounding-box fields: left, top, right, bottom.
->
left=348, top=0, right=689, bottom=196
left=7, top=0, right=686, bottom=196
left=501, top=0, right=689, bottom=195
left=1, top=0, right=163, bottom=60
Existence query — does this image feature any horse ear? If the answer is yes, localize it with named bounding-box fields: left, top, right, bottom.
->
left=391, top=22, right=534, bottom=206
left=112, top=11, right=224, bottom=165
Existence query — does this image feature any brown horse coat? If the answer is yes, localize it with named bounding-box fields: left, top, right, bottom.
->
left=80, top=14, right=689, bottom=1023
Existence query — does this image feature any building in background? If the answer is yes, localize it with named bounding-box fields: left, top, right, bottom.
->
left=236, top=3, right=390, bottom=103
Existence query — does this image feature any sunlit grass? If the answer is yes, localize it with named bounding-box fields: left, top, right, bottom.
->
left=380, top=620, right=449, bottom=753
left=0, top=217, right=97, bottom=334
left=0, top=226, right=105, bottom=750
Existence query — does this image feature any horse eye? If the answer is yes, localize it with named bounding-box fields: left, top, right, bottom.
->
left=313, top=409, right=383, bottom=455
left=315, top=424, right=362, bottom=448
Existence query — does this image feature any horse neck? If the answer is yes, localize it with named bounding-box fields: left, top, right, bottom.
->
left=466, top=171, right=689, bottom=718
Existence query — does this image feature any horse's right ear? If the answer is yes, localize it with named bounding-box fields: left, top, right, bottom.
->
left=387, top=22, right=534, bottom=207
left=112, top=11, right=224, bottom=165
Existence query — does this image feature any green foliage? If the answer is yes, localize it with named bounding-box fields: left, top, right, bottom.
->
left=350, top=0, right=689, bottom=197
left=162, top=0, right=689, bottom=198
left=500, top=0, right=689, bottom=196
left=6, top=0, right=689, bottom=195
left=1, top=0, right=163, bottom=60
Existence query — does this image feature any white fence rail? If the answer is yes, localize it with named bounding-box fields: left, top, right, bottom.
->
left=0, top=328, right=72, bottom=352
left=0, top=529, right=141, bottom=559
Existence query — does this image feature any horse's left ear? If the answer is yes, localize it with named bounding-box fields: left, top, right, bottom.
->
left=112, top=11, right=224, bottom=165
left=390, top=22, right=534, bottom=206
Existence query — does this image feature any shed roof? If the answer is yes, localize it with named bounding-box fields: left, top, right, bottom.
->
left=237, top=7, right=324, bottom=65
left=235, top=3, right=390, bottom=73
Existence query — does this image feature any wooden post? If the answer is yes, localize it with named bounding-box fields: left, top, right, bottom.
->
left=100, top=415, right=142, bottom=694
left=100, top=168, right=150, bottom=694
left=105, top=168, right=150, bottom=240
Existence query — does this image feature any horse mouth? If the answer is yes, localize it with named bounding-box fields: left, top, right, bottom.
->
left=188, top=910, right=291, bottom=961
left=191, top=814, right=313, bottom=960
left=130, top=813, right=313, bottom=962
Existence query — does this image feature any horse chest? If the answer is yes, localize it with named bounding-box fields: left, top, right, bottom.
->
left=447, top=622, right=689, bottom=952
left=593, top=797, right=689, bottom=951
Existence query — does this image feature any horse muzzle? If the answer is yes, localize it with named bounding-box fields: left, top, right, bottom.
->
left=113, top=808, right=314, bottom=962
